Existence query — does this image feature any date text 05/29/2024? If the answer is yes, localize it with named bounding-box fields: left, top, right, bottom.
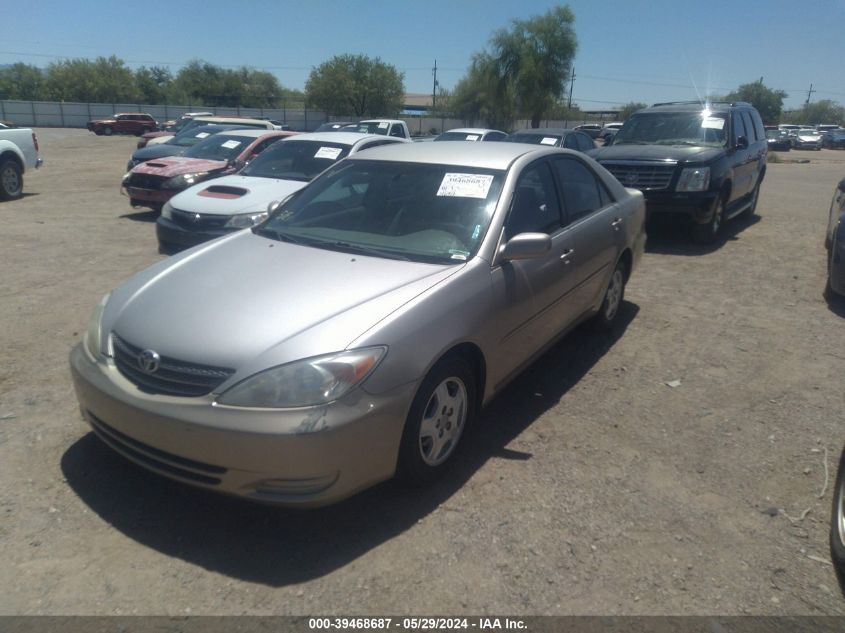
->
left=308, top=618, right=527, bottom=630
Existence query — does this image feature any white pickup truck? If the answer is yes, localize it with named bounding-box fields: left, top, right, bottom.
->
left=0, top=125, right=43, bottom=199
left=343, top=119, right=412, bottom=140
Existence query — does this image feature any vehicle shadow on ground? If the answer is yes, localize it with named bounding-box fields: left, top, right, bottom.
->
left=119, top=210, right=159, bottom=223
left=645, top=213, right=761, bottom=256
left=61, top=302, right=638, bottom=587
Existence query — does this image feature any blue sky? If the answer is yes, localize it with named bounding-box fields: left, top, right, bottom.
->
left=2, top=0, right=844, bottom=112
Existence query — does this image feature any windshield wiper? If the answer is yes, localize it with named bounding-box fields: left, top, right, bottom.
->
left=252, top=226, right=309, bottom=245
left=315, top=240, right=412, bottom=261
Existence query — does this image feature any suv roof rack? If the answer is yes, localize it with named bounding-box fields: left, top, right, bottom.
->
left=650, top=100, right=752, bottom=108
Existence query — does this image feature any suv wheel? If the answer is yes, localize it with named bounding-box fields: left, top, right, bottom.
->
left=692, top=194, right=725, bottom=245
left=103, top=126, right=113, bottom=136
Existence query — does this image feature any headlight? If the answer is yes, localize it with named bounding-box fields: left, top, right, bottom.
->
left=161, top=201, right=173, bottom=219
left=676, top=167, right=710, bottom=192
left=224, top=211, right=269, bottom=229
left=84, top=292, right=111, bottom=359
left=126, top=159, right=138, bottom=171
left=216, top=347, right=387, bottom=408
left=162, top=172, right=208, bottom=190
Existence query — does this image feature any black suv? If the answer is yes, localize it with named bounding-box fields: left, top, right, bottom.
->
left=589, top=101, right=767, bottom=243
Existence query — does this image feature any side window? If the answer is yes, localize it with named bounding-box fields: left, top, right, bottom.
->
left=751, top=111, right=765, bottom=140
left=250, top=138, right=277, bottom=156
left=733, top=112, right=747, bottom=143
left=563, top=133, right=579, bottom=150
left=483, top=132, right=506, bottom=142
left=389, top=124, right=405, bottom=138
left=552, top=157, right=605, bottom=223
left=576, top=132, right=595, bottom=152
left=505, top=161, right=562, bottom=239
left=741, top=111, right=756, bottom=141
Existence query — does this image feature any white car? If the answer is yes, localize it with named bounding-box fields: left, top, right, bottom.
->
left=434, top=128, right=507, bottom=142
left=156, top=132, right=409, bottom=252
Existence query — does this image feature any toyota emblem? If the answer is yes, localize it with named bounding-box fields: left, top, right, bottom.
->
left=137, top=349, right=161, bottom=374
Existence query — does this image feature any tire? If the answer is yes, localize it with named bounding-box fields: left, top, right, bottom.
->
left=0, top=158, right=23, bottom=200
left=830, top=445, right=845, bottom=597
left=396, top=356, right=476, bottom=486
left=103, top=126, right=113, bottom=136
left=692, top=193, right=725, bottom=245
left=592, top=258, right=627, bottom=330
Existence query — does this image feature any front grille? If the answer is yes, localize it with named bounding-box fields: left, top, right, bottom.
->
left=126, top=172, right=168, bottom=191
left=88, top=412, right=225, bottom=485
left=112, top=333, right=235, bottom=397
left=599, top=161, right=677, bottom=191
left=171, top=208, right=230, bottom=230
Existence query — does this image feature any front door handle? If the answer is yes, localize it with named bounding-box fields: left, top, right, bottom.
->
left=610, top=217, right=624, bottom=230
left=560, top=248, right=575, bottom=263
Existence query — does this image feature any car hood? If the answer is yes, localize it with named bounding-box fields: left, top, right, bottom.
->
left=132, top=156, right=228, bottom=178
left=168, top=175, right=308, bottom=216
left=132, top=144, right=187, bottom=162
left=103, top=230, right=461, bottom=375
left=589, top=143, right=724, bottom=164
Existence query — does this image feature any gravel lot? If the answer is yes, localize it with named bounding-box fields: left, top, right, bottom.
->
left=1, top=129, right=844, bottom=615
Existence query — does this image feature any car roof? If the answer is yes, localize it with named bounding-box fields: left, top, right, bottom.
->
left=509, top=128, right=575, bottom=136
left=216, top=129, right=291, bottom=139
left=280, top=132, right=393, bottom=145
left=443, top=128, right=499, bottom=134
left=644, top=101, right=752, bottom=113
left=344, top=138, right=567, bottom=170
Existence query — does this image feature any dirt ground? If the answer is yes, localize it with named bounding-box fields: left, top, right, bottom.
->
left=1, top=129, right=844, bottom=616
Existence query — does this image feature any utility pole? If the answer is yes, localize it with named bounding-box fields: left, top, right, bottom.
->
left=805, top=83, right=816, bottom=106
left=432, top=60, right=438, bottom=110
left=567, top=67, right=575, bottom=109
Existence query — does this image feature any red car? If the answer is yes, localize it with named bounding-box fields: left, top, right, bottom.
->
left=87, top=113, right=157, bottom=136
left=122, top=129, right=298, bottom=211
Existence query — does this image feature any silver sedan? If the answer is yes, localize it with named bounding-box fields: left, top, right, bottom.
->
left=70, top=142, right=646, bottom=507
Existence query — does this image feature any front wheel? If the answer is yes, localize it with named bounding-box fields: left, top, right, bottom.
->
left=397, top=356, right=476, bottom=486
left=0, top=158, right=23, bottom=200
left=830, top=445, right=845, bottom=597
left=103, top=126, right=113, bottom=136
left=692, top=194, right=725, bottom=244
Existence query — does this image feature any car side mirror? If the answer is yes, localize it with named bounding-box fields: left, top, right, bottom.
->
left=736, top=136, right=749, bottom=150
left=498, top=232, right=552, bottom=262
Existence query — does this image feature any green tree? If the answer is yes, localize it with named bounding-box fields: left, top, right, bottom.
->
left=723, top=81, right=788, bottom=124
left=492, top=5, right=577, bottom=127
left=305, top=54, right=405, bottom=116
left=448, top=53, right=517, bottom=130
left=0, top=63, right=46, bottom=100
left=617, top=101, right=647, bottom=121
left=782, top=99, right=845, bottom=126
left=172, top=60, right=227, bottom=106
left=46, top=56, right=139, bottom=103
left=134, top=66, right=172, bottom=104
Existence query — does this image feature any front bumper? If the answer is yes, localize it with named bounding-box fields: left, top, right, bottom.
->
left=830, top=240, right=845, bottom=296
left=641, top=189, right=719, bottom=224
left=156, top=216, right=233, bottom=251
left=69, top=344, right=416, bottom=507
left=123, top=186, right=175, bottom=206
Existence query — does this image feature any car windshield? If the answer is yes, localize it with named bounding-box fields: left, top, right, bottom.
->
left=241, top=140, right=352, bottom=181
left=345, top=122, right=389, bottom=135
left=613, top=112, right=728, bottom=147
left=183, top=134, right=254, bottom=160
left=255, top=160, right=505, bottom=264
left=503, top=133, right=562, bottom=146
left=169, top=127, right=221, bottom=147
left=435, top=132, right=483, bottom=141
left=766, top=130, right=785, bottom=139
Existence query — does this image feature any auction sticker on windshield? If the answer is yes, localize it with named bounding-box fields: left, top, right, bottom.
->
left=541, top=137, right=558, bottom=145
left=221, top=140, right=242, bottom=149
left=437, top=173, right=494, bottom=198
left=702, top=117, right=725, bottom=129
left=195, top=132, right=210, bottom=138
left=314, top=147, right=343, bottom=160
